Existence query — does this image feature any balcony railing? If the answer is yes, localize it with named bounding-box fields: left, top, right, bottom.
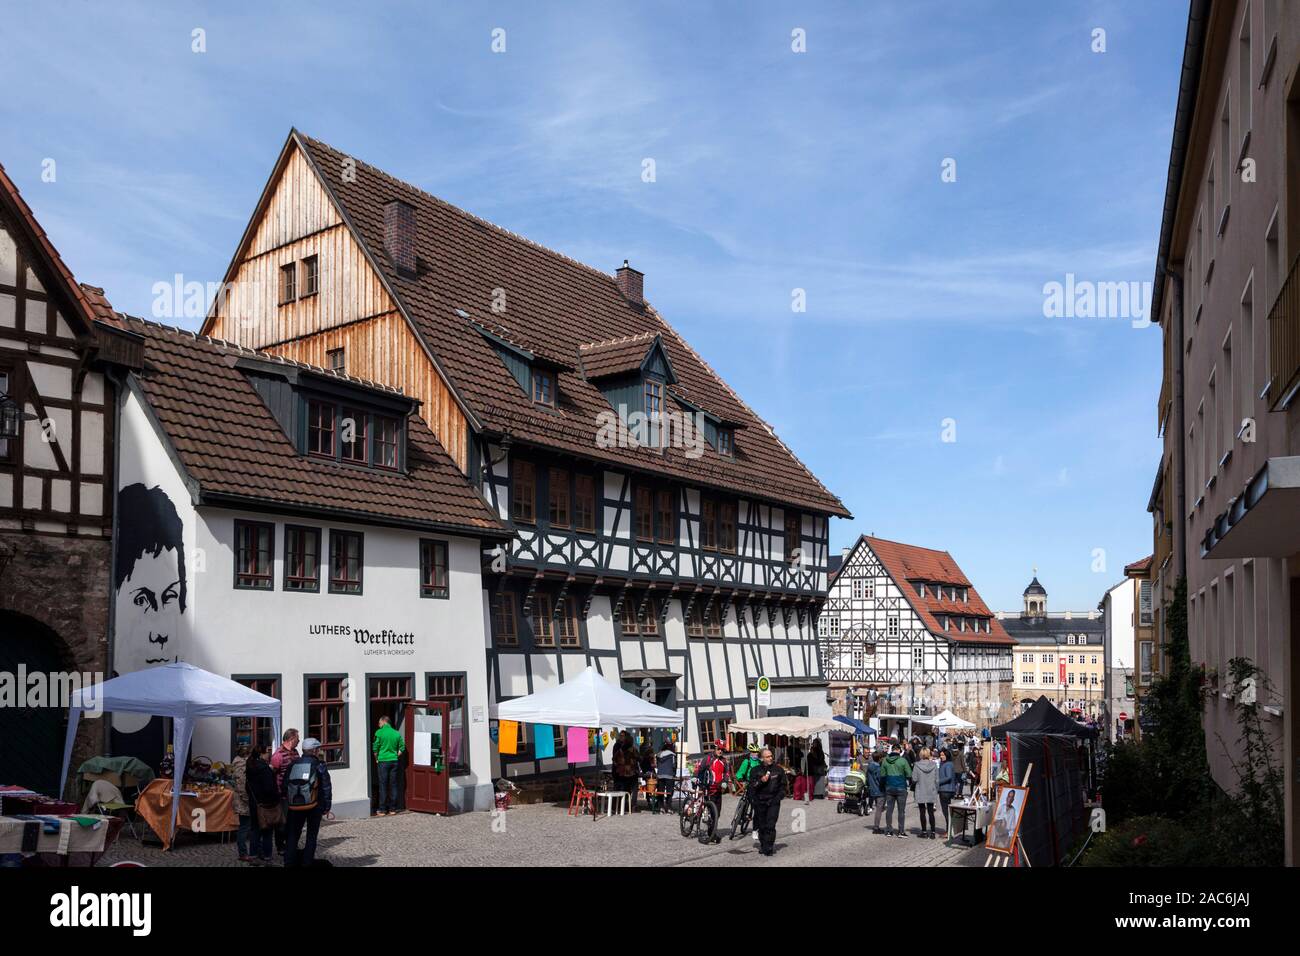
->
left=1267, top=252, right=1300, bottom=410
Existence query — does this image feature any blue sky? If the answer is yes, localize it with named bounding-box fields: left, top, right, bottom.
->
left=1, top=1, right=1188, bottom=611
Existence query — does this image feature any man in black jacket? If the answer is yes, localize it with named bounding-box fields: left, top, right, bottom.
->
left=748, top=747, right=787, bottom=857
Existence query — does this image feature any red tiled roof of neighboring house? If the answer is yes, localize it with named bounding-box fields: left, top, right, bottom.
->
left=288, top=132, right=850, bottom=518
left=117, top=314, right=510, bottom=538
left=1124, top=555, right=1154, bottom=575
left=862, top=535, right=1013, bottom=645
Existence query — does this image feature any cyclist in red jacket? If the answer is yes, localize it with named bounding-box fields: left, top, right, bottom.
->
left=701, top=739, right=727, bottom=843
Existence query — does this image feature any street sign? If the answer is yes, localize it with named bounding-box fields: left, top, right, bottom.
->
left=756, top=675, right=771, bottom=707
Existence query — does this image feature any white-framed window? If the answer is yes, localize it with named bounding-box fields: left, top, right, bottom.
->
left=887, top=616, right=900, bottom=638
left=851, top=577, right=865, bottom=600
left=865, top=579, right=875, bottom=600
left=1024, top=672, right=1035, bottom=684
left=1139, top=580, right=1154, bottom=625
left=912, top=647, right=923, bottom=668
left=828, top=616, right=841, bottom=638
left=1140, top=641, right=1155, bottom=685
left=1068, top=672, right=1076, bottom=685
left=1067, top=634, right=1075, bottom=645
left=852, top=649, right=864, bottom=669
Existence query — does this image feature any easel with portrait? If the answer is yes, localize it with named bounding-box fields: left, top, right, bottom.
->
left=984, top=764, right=1031, bottom=867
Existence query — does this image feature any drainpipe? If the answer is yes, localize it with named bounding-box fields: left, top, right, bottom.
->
left=1170, top=268, right=1188, bottom=580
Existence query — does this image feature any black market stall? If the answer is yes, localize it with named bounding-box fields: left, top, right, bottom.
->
left=990, top=695, right=1098, bottom=866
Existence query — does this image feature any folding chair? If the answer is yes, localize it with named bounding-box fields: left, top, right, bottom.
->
left=568, top=778, right=595, bottom=817
left=96, top=800, right=144, bottom=842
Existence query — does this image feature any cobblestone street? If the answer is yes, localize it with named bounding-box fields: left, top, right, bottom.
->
left=99, top=797, right=990, bottom=868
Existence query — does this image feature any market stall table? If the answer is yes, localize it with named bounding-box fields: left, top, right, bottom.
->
left=135, top=778, right=237, bottom=849
left=947, top=799, right=993, bottom=846
left=0, top=813, right=123, bottom=865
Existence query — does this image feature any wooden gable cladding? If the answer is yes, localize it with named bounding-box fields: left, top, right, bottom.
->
left=206, top=139, right=470, bottom=472
left=209, top=223, right=395, bottom=347
left=261, top=310, right=468, bottom=471
left=246, top=147, right=341, bottom=258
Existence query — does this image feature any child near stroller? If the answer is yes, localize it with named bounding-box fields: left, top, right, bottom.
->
left=839, top=762, right=869, bottom=816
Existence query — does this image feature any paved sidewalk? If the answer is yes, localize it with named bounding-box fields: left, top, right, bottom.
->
left=98, top=797, right=990, bottom=867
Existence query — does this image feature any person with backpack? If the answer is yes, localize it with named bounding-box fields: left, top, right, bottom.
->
left=372, top=715, right=405, bottom=816
left=283, top=737, right=333, bottom=867
left=880, top=743, right=912, bottom=837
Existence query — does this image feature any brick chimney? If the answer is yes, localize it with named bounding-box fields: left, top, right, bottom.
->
left=384, top=200, right=417, bottom=275
left=616, top=260, right=643, bottom=305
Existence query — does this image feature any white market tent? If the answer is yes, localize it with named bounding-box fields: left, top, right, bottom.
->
left=728, top=715, right=845, bottom=736
left=496, top=665, right=683, bottom=728
left=57, top=663, right=281, bottom=841
left=916, top=709, right=977, bottom=730
left=729, top=715, right=847, bottom=803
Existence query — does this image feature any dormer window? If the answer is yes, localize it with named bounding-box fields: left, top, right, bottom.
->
left=717, top=427, right=734, bottom=457
left=532, top=368, right=555, bottom=406
left=307, top=400, right=335, bottom=456
left=304, top=396, right=402, bottom=471
left=340, top=406, right=368, bottom=463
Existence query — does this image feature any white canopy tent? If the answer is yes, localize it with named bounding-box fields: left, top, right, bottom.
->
left=496, top=666, right=683, bottom=729
left=728, top=716, right=845, bottom=737
left=58, top=663, right=281, bottom=841
left=916, top=709, right=976, bottom=731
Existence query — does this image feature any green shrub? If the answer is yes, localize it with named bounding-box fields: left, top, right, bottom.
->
left=1081, top=815, right=1209, bottom=867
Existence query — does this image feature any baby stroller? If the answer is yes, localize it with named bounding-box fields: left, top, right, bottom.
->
left=839, top=766, right=868, bottom=816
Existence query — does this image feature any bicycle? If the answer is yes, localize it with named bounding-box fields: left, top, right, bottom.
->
left=678, top=781, right=718, bottom=844
left=728, top=783, right=754, bottom=839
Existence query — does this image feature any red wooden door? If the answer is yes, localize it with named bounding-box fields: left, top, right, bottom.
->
left=404, top=700, right=449, bottom=814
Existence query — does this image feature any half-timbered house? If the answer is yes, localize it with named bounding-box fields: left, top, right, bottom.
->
left=201, top=130, right=851, bottom=783
left=0, top=162, right=143, bottom=795
left=820, top=536, right=1014, bottom=730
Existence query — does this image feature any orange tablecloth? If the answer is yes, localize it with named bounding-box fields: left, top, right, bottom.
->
left=134, top=778, right=237, bottom=848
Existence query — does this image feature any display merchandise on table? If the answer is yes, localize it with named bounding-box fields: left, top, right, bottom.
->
left=134, top=776, right=238, bottom=849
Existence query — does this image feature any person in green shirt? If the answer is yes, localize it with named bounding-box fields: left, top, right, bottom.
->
left=735, top=744, right=762, bottom=785
left=372, top=715, right=406, bottom=815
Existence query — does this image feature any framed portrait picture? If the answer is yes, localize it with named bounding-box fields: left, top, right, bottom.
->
left=985, top=784, right=1028, bottom=855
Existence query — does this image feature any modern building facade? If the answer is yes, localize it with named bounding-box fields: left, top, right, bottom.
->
left=820, top=535, right=1014, bottom=729
left=0, top=163, right=143, bottom=796
left=1000, top=577, right=1105, bottom=720
left=1148, top=0, right=1299, bottom=863
left=200, top=131, right=849, bottom=784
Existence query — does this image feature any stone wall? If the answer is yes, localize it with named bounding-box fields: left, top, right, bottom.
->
left=0, top=529, right=112, bottom=797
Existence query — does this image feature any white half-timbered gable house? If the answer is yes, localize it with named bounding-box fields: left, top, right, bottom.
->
left=107, top=315, right=511, bottom=815
left=820, top=535, right=1014, bottom=729
left=201, top=131, right=851, bottom=784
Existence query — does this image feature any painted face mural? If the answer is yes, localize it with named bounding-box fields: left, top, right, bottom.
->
left=112, top=484, right=187, bottom=731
